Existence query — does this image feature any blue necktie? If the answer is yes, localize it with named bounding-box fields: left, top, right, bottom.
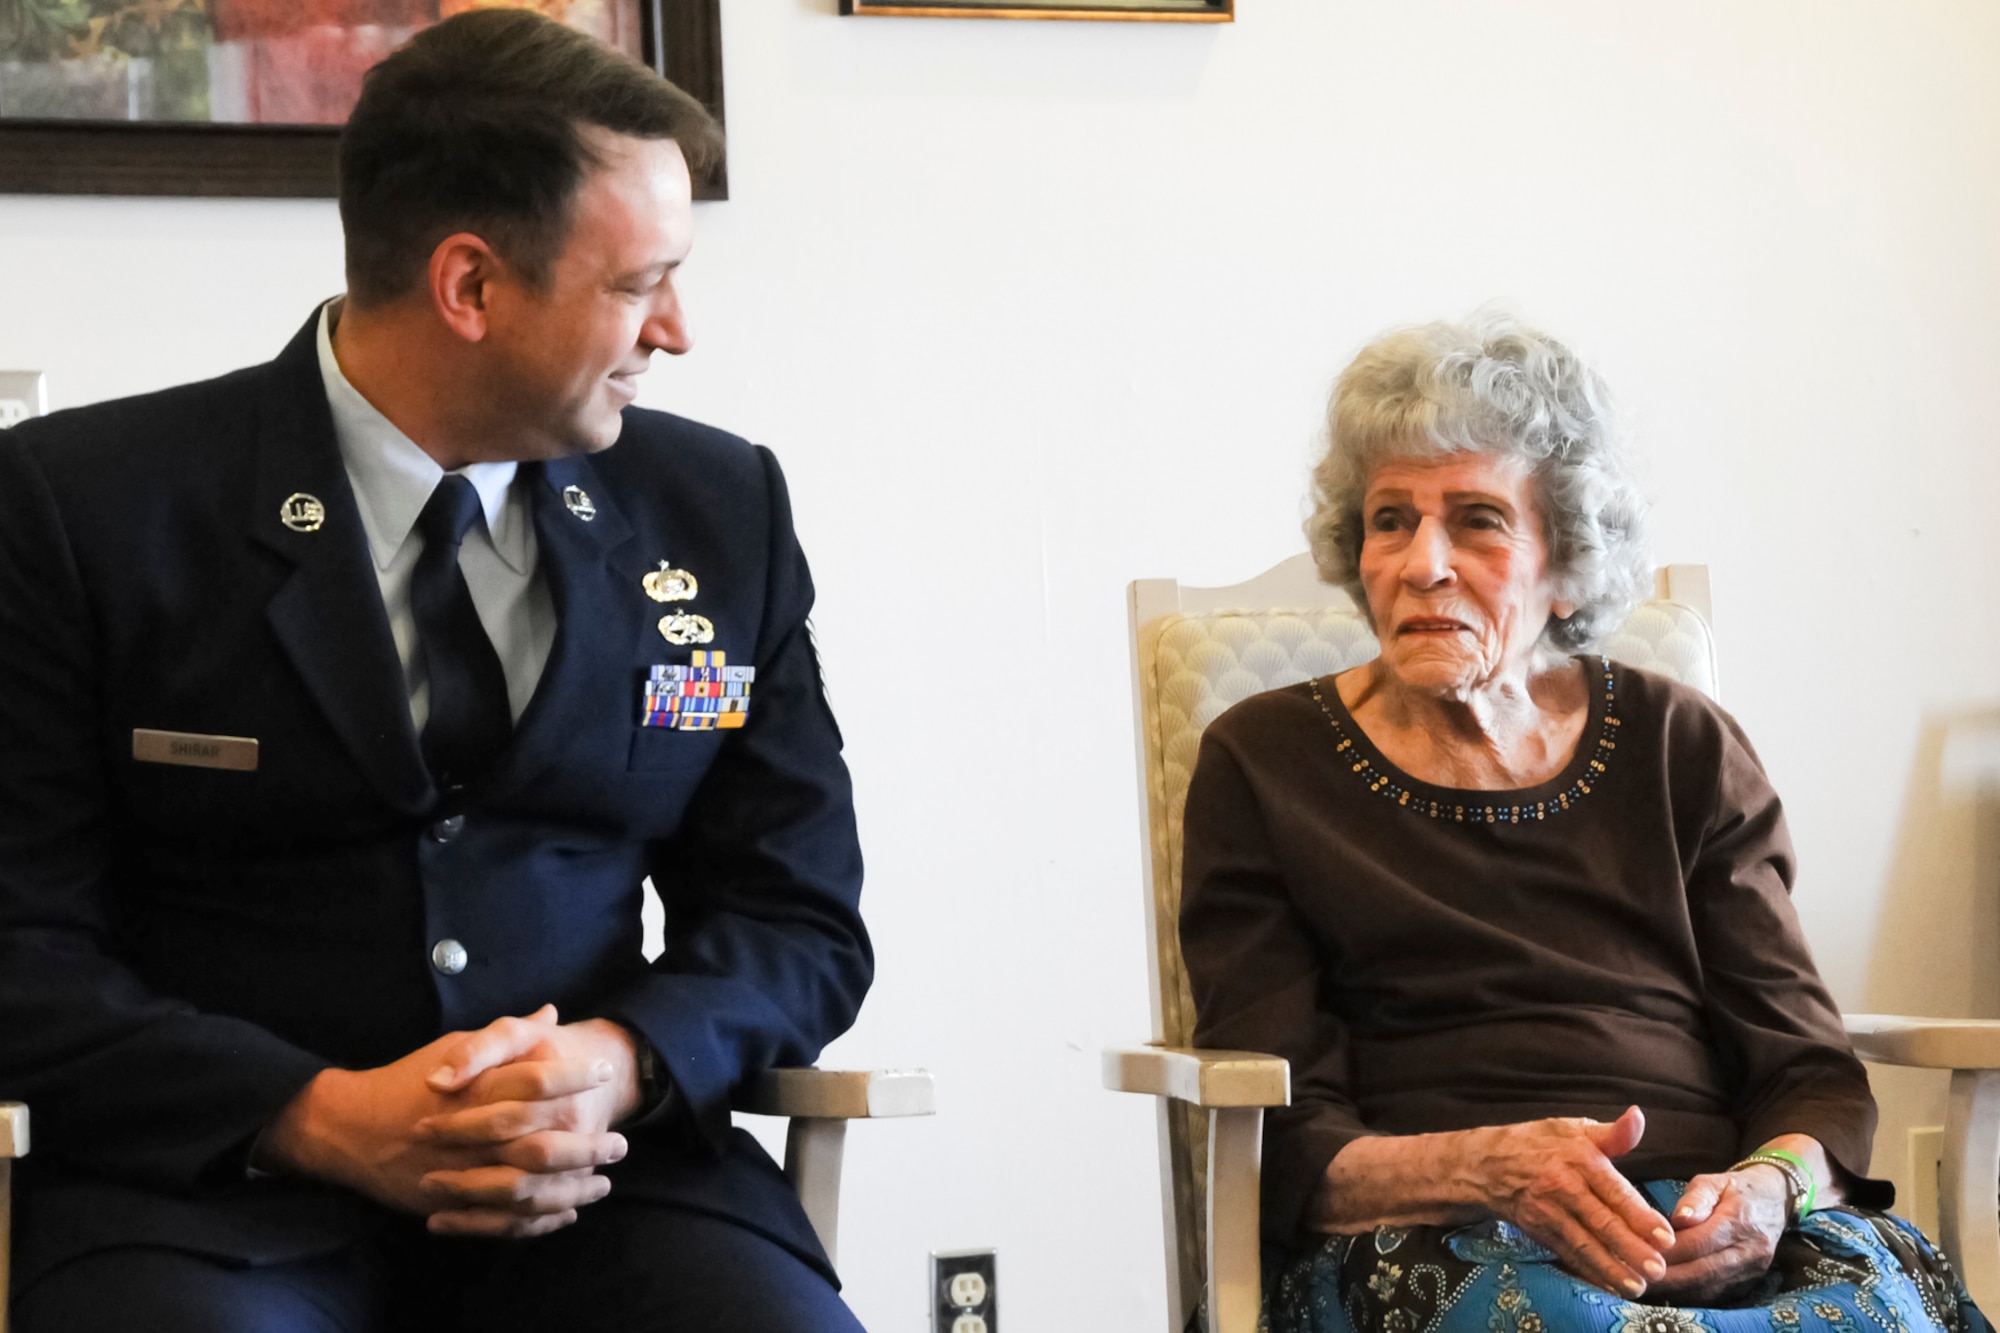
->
left=411, top=475, right=512, bottom=786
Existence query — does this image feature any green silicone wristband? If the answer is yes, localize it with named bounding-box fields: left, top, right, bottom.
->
left=1742, top=1147, right=1816, bottom=1216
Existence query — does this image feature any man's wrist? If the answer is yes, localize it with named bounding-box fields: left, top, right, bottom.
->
left=627, top=1035, right=671, bottom=1124
left=255, top=1066, right=344, bottom=1180
left=567, top=1017, right=647, bottom=1125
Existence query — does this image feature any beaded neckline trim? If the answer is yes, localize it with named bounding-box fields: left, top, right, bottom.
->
left=1307, top=656, right=1620, bottom=824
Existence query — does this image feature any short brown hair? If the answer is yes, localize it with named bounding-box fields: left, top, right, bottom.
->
left=339, top=9, right=722, bottom=306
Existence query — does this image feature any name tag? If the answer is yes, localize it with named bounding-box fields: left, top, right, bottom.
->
left=132, top=728, right=259, bottom=772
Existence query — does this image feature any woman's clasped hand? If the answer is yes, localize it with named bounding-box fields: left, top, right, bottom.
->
left=1449, top=1108, right=1674, bottom=1298
left=1656, top=1157, right=1794, bottom=1300
left=1328, top=1105, right=1797, bottom=1303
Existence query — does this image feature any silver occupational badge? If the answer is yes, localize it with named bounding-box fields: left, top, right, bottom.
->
left=657, top=613, right=716, bottom=646
left=563, top=485, right=597, bottom=521
left=643, top=561, right=698, bottom=603
left=279, top=493, right=325, bottom=532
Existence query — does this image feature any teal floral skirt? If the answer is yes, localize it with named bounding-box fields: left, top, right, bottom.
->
left=1264, top=1182, right=1989, bottom=1333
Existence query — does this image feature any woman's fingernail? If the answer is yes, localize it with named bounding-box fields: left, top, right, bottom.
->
left=593, top=1060, right=613, bottom=1083
left=427, top=1065, right=455, bottom=1087
left=1622, top=1278, right=1645, bottom=1297
left=1644, top=1257, right=1667, bottom=1279
left=1656, top=1226, right=1678, bottom=1245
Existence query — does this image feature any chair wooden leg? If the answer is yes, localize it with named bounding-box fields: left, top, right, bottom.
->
left=2, top=1157, right=11, bottom=1333
left=1941, top=1069, right=2000, bottom=1315
left=784, top=1117, right=847, bottom=1270
left=0, top=1104, right=24, bottom=1333
left=1206, top=1107, right=1263, bottom=1333
left=1159, top=1097, right=1199, bottom=1333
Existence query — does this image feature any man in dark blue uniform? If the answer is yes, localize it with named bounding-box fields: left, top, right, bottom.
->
left=0, top=12, right=871, bottom=1329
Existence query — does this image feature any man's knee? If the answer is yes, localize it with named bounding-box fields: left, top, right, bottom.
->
left=13, top=1245, right=380, bottom=1333
left=446, top=1202, right=866, bottom=1333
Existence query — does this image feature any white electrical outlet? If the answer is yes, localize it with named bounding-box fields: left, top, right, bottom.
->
left=931, top=1248, right=996, bottom=1333
left=0, top=371, right=48, bottom=429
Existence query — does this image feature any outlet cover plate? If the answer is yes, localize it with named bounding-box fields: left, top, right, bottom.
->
left=0, top=371, right=47, bottom=429
left=931, top=1247, right=996, bottom=1333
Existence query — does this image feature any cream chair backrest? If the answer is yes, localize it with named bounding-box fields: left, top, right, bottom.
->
left=1127, top=553, right=1719, bottom=1327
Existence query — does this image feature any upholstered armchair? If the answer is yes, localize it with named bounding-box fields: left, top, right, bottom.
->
left=1103, top=554, right=2000, bottom=1333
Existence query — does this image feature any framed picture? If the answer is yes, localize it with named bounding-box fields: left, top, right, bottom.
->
left=0, top=0, right=726, bottom=199
left=840, top=0, right=1229, bottom=20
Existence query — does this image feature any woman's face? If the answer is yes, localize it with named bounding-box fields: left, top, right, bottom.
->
left=1357, top=452, right=1569, bottom=697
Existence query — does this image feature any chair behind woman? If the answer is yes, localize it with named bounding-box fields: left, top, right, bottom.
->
left=1100, top=555, right=1991, bottom=1333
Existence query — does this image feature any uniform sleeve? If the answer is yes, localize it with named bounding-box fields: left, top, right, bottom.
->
left=1180, top=728, right=1372, bottom=1241
left=0, top=431, right=328, bottom=1190
left=606, top=446, right=872, bottom=1149
left=1684, top=708, right=1892, bottom=1207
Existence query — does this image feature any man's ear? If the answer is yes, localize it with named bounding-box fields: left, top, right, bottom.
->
left=429, top=232, right=503, bottom=343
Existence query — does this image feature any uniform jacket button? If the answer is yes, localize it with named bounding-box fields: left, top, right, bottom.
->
left=431, top=938, right=468, bottom=975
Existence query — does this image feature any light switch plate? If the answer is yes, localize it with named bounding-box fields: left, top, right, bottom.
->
left=0, top=371, right=47, bottom=429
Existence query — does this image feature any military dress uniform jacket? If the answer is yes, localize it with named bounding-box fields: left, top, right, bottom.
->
left=0, top=313, right=871, bottom=1294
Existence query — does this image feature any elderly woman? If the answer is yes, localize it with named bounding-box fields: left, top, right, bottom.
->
left=1179, top=314, right=1985, bottom=1333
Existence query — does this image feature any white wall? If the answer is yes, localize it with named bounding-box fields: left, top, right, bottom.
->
left=5, top=2, right=2000, bottom=1328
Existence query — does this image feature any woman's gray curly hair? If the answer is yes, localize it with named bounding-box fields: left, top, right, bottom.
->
left=1305, top=311, right=1651, bottom=653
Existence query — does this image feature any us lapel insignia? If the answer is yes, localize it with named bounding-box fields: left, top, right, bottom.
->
left=656, top=613, right=715, bottom=646
left=279, top=493, right=326, bottom=532
left=643, top=652, right=754, bottom=730
left=563, top=485, right=597, bottom=521
left=642, top=560, right=698, bottom=603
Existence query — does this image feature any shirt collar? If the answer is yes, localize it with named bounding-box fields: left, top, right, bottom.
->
left=316, top=301, right=530, bottom=574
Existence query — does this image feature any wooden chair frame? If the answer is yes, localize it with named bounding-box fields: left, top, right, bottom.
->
left=1104, top=553, right=2000, bottom=1333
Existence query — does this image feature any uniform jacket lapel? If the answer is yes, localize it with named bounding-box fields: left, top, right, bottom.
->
left=477, top=454, right=647, bottom=805
left=248, top=313, right=433, bottom=816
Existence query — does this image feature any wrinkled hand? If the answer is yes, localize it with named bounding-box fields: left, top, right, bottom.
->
left=260, top=1005, right=634, bottom=1238
left=414, top=1007, right=643, bottom=1236
left=1468, top=1106, right=1675, bottom=1298
left=1651, top=1167, right=1789, bottom=1302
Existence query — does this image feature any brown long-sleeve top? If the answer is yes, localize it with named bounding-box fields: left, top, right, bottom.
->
left=1180, top=660, right=1890, bottom=1243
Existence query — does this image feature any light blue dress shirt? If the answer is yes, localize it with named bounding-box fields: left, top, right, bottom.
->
left=315, top=302, right=555, bottom=728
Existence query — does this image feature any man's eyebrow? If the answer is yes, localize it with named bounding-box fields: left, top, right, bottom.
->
left=614, top=260, right=680, bottom=284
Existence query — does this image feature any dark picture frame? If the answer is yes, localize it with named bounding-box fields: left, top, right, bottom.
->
left=0, top=0, right=726, bottom=200
left=840, top=0, right=1229, bottom=20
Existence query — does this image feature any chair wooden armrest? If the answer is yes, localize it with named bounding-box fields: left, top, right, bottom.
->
left=1844, top=1015, right=2000, bottom=1314
left=2, top=1101, right=27, bottom=1333
left=1844, top=1014, right=2000, bottom=1070
left=1101, top=1045, right=1291, bottom=1109
left=738, top=1069, right=934, bottom=1269
left=1105, top=1048, right=1287, bottom=1333
left=743, top=1067, right=936, bottom=1119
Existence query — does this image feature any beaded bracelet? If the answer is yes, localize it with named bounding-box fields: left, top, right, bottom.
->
left=1730, top=1147, right=1817, bottom=1223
